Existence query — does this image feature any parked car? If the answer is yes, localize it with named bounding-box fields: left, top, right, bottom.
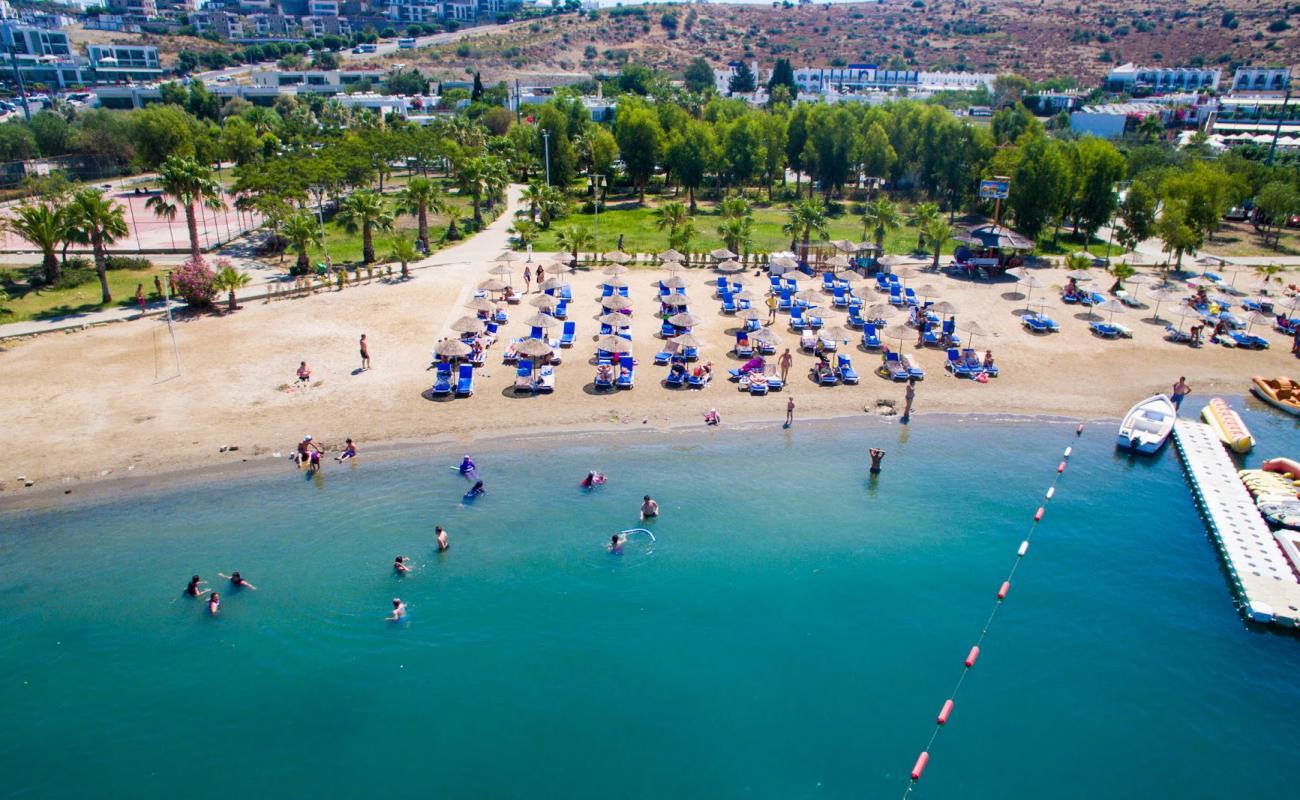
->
left=1224, top=206, right=1250, bottom=221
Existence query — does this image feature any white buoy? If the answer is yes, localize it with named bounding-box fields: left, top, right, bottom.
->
left=1018, top=541, right=1029, bottom=557
left=1045, top=486, right=1055, bottom=500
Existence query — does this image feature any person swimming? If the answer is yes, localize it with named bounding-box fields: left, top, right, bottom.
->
left=459, top=455, right=476, bottom=475
left=208, top=592, right=220, bottom=615
left=218, top=571, right=257, bottom=590
left=394, top=555, right=412, bottom=573
left=436, top=526, right=449, bottom=552
left=466, top=480, right=485, bottom=498
left=581, top=471, right=606, bottom=489
left=185, top=575, right=209, bottom=597
left=869, top=448, right=886, bottom=475
left=609, top=532, right=627, bottom=554
left=387, top=598, right=408, bottom=622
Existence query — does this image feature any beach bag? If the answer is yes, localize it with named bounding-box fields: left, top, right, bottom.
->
left=976, top=372, right=989, bottom=384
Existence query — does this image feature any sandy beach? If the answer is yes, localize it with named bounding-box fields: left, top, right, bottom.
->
left=2, top=190, right=1293, bottom=501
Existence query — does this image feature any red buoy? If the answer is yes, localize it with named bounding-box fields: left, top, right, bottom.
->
left=997, top=581, right=1010, bottom=600
left=911, top=751, right=930, bottom=781
left=965, top=646, right=980, bottom=667
left=1057, top=461, right=1067, bottom=474
left=1034, top=506, right=1045, bottom=522
left=937, top=699, right=954, bottom=725
left=1075, top=424, right=1083, bottom=436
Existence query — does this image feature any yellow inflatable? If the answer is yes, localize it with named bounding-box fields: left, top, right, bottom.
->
left=1202, top=398, right=1255, bottom=453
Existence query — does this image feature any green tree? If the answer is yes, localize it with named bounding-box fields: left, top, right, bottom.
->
left=783, top=198, right=828, bottom=261
left=991, top=105, right=1041, bottom=145
left=1135, top=114, right=1165, bottom=143
left=683, top=57, right=715, bottom=94
left=336, top=190, right=395, bottom=264
left=1156, top=199, right=1200, bottom=271
left=728, top=62, right=756, bottom=95
left=653, top=200, right=690, bottom=238
left=717, top=216, right=754, bottom=255
left=395, top=176, right=440, bottom=251
left=1116, top=180, right=1157, bottom=252
left=219, top=115, right=262, bottom=166
left=1069, top=137, right=1127, bottom=241
left=7, top=202, right=70, bottom=283
left=67, top=189, right=129, bottom=304
left=555, top=225, right=594, bottom=269
left=146, top=155, right=225, bottom=260
left=280, top=211, right=322, bottom=274
left=130, top=104, right=204, bottom=168
left=615, top=105, right=663, bottom=203
left=212, top=261, right=251, bottom=312
left=785, top=103, right=810, bottom=195
left=720, top=196, right=752, bottom=223
left=1008, top=136, right=1070, bottom=241
left=908, top=202, right=941, bottom=251
left=389, top=235, right=419, bottom=279
left=802, top=105, right=855, bottom=198
left=923, top=218, right=953, bottom=270
left=455, top=155, right=495, bottom=226
left=722, top=115, right=761, bottom=190
left=30, top=111, right=72, bottom=157
left=860, top=197, right=903, bottom=252
left=509, top=218, right=540, bottom=250
left=665, top=120, right=714, bottom=211
left=858, top=121, right=897, bottom=185
left=767, top=58, right=798, bottom=100
left=757, top=112, right=787, bottom=200
left=1255, top=181, right=1299, bottom=250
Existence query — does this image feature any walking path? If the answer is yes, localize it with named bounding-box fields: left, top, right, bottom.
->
left=0, top=187, right=522, bottom=340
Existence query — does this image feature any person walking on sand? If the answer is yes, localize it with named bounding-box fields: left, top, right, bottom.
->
left=778, top=348, right=793, bottom=383
left=135, top=284, right=147, bottom=316
left=296, top=361, right=312, bottom=385
left=536, top=265, right=546, bottom=290
left=903, top=378, right=917, bottom=419
left=766, top=291, right=779, bottom=325
left=154, top=274, right=164, bottom=300
left=1172, top=376, right=1191, bottom=410
left=523, top=265, right=532, bottom=294
left=359, top=334, right=371, bottom=371
left=785, top=395, right=795, bottom=427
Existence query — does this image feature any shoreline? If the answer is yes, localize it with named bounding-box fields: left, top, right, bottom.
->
left=0, top=409, right=1103, bottom=514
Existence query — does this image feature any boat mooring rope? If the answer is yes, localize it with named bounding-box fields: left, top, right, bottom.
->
left=900, top=426, right=1081, bottom=797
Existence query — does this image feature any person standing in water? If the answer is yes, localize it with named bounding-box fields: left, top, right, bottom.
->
left=218, top=571, right=257, bottom=590
left=436, top=526, right=449, bottom=552
left=394, top=556, right=412, bottom=574
left=903, top=378, right=916, bottom=419
left=785, top=395, right=795, bottom=427
left=1172, top=376, right=1191, bottom=410
left=387, top=598, right=408, bottom=622
left=869, top=448, right=886, bottom=475
left=185, top=575, right=209, bottom=597
left=640, top=495, right=659, bottom=520
left=208, top=592, right=221, bottom=616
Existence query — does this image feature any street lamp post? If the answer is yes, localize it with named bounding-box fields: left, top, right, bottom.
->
left=591, top=173, right=605, bottom=250
left=541, top=129, right=551, bottom=186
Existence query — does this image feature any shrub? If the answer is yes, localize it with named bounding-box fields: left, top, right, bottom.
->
left=172, top=257, right=216, bottom=307
left=105, top=255, right=153, bottom=271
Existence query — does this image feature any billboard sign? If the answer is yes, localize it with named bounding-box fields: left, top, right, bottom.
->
left=979, top=179, right=1010, bottom=200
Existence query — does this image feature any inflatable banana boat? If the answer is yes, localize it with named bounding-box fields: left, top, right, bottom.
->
left=1201, top=398, right=1255, bottom=453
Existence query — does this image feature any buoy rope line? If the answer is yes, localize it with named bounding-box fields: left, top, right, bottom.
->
left=901, top=428, right=1080, bottom=797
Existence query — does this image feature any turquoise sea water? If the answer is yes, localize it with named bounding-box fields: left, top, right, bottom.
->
left=4, top=404, right=1300, bottom=799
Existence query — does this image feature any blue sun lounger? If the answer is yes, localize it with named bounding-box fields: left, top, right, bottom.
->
left=848, top=306, right=866, bottom=328
left=922, top=323, right=941, bottom=348
left=863, top=323, right=882, bottom=350
left=494, top=308, right=507, bottom=324
left=734, top=334, right=753, bottom=357
left=837, top=354, right=859, bottom=384
left=559, top=321, right=576, bottom=347
left=889, top=285, right=904, bottom=306
left=945, top=348, right=978, bottom=378
left=594, top=361, right=614, bottom=391
left=665, top=366, right=686, bottom=388
left=1089, top=321, right=1122, bottom=338
left=790, top=307, right=807, bottom=330
left=881, top=351, right=909, bottom=381
left=747, top=376, right=769, bottom=395
left=687, top=370, right=708, bottom=388
left=1023, top=313, right=1059, bottom=333
left=1229, top=331, right=1270, bottom=349
left=554, top=300, right=568, bottom=319
left=941, top=319, right=961, bottom=347
left=431, top=363, right=453, bottom=395
left=778, top=290, right=793, bottom=312
left=616, top=354, right=634, bottom=389
left=832, top=287, right=848, bottom=307
left=962, top=348, right=996, bottom=377
left=720, top=293, right=738, bottom=314
left=454, top=363, right=474, bottom=396
left=904, top=287, right=918, bottom=306
left=805, top=308, right=823, bottom=328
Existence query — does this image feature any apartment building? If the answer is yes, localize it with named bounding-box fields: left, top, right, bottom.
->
left=1105, top=63, right=1221, bottom=94
left=1231, top=67, right=1291, bottom=93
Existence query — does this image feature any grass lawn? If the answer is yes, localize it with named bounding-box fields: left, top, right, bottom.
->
left=299, top=188, right=484, bottom=266
left=1203, top=220, right=1300, bottom=258
left=531, top=194, right=958, bottom=257
left=1, top=263, right=171, bottom=324
left=1034, top=231, right=1121, bottom=258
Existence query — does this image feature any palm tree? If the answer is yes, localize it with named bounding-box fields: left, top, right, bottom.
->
left=336, top=190, right=394, bottom=264
left=212, top=262, right=251, bottom=312
left=509, top=219, right=539, bottom=250
left=68, top=189, right=129, bottom=304
left=653, top=201, right=690, bottom=239
left=394, top=176, right=440, bottom=252
left=1107, top=260, right=1137, bottom=292
left=717, top=216, right=754, bottom=256
left=719, top=196, right=752, bottom=223
left=522, top=181, right=547, bottom=224
left=1253, top=263, right=1286, bottom=292
left=8, top=202, right=71, bottom=284
left=280, top=211, right=322, bottom=275
left=146, top=155, right=225, bottom=261
left=908, top=202, right=941, bottom=251
left=389, top=235, right=419, bottom=279
left=669, top=220, right=695, bottom=254
left=860, top=198, right=903, bottom=253
left=782, top=198, right=828, bottom=262
left=1136, top=114, right=1165, bottom=143
left=555, top=225, right=594, bottom=269
left=922, top=218, right=953, bottom=270
left=538, top=186, right=568, bottom=228
left=428, top=193, right=460, bottom=241
left=455, top=156, right=490, bottom=226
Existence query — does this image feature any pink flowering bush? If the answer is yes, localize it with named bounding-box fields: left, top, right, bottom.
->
left=173, top=257, right=216, bottom=308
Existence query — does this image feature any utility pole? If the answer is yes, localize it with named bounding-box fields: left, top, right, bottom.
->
left=1266, top=88, right=1292, bottom=167
left=162, top=270, right=181, bottom=378
left=591, top=173, right=605, bottom=249
left=542, top=129, right=551, bottom=186
left=4, top=38, right=32, bottom=123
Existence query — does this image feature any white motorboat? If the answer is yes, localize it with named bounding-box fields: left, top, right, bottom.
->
left=1116, top=394, right=1177, bottom=454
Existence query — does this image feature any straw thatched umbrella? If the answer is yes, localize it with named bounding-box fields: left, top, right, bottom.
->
left=529, top=294, right=559, bottom=310
left=668, top=311, right=701, bottom=327
left=793, top=290, right=822, bottom=306
left=604, top=251, right=632, bottom=264
left=669, top=332, right=704, bottom=349
left=715, top=259, right=745, bottom=274
left=1243, top=310, right=1275, bottom=336
left=537, top=277, right=566, bottom=291
left=601, top=275, right=630, bottom=288
left=658, top=249, right=686, bottom=263
left=515, top=337, right=554, bottom=358
left=749, top=328, right=781, bottom=347
left=434, top=339, right=471, bottom=358
left=1065, top=269, right=1095, bottom=282
left=451, top=316, right=486, bottom=334
left=601, top=296, right=633, bottom=311
left=1124, top=272, right=1156, bottom=286
left=821, top=324, right=855, bottom=342
left=1280, top=295, right=1300, bottom=313
left=864, top=303, right=895, bottom=320
left=1169, top=305, right=1203, bottom=333
left=1185, top=275, right=1218, bottom=288
left=877, top=254, right=916, bottom=269
left=489, top=264, right=514, bottom=277
left=961, top=319, right=989, bottom=348
left=912, top=284, right=940, bottom=304
left=1144, top=284, right=1185, bottom=321
left=660, top=295, right=690, bottom=308
left=661, top=275, right=688, bottom=289
left=855, top=242, right=882, bottom=254
left=523, top=312, right=561, bottom=328
left=733, top=289, right=762, bottom=303
left=464, top=297, right=497, bottom=313
left=882, top=323, right=914, bottom=348
left=1091, top=298, right=1127, bottom=324
left=825, top=254, right=852, bottom=268
left=930, top=300, right=958, bottom=316
left=710, top=247, right=737, bottom=260
left=738, top=307, right=767, bottom=321
left=827, top=239, right=856, bottom=253
left=478, top=278, right=508, bottom=292
left=1013, top=272, right=1045, bottom=305
left=602, top=263, right=630, bottom=276
left=769, top=254, right=798, bottom=270
left=595, top=334, right=630, bottom=352
left=494, top=251, right=526, bottom=263
left=597, top=312, right=631, bottom=326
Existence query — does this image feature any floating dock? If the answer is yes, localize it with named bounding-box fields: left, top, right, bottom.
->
left=1173, top=419, right=1300, bottom=627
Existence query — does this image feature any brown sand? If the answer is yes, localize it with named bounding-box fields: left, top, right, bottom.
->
left=1, top=191, right=1290, bottom=502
